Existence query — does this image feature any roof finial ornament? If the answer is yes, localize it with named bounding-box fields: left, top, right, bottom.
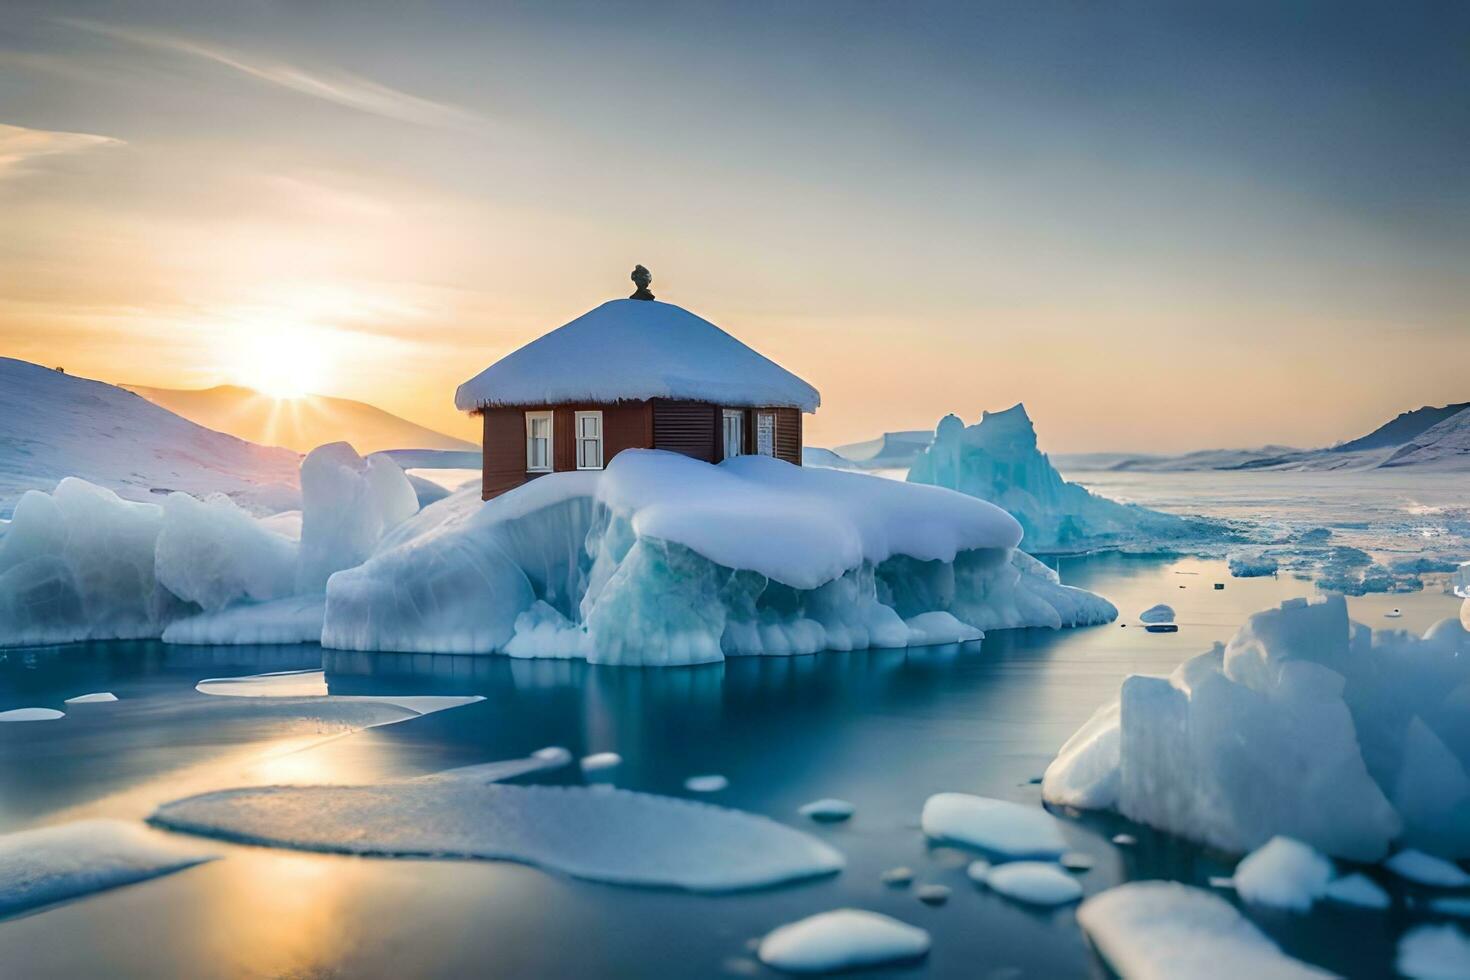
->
left=630, top=264, right=655, bottom=301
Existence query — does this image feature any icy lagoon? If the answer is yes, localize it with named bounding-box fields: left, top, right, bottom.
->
left=0, top=553, right=1460, bottom=977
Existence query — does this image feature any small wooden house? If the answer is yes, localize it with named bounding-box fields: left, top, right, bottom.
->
left=455, top=269, right=821, bottom=499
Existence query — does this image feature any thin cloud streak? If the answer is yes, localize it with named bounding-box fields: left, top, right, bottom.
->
left=0, top=122, right=121, bottom=178
left=60, top=17, right=482, bottom=131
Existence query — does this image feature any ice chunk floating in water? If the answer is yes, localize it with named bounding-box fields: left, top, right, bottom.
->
left=757, top=909, right=930, bottom=973
left=323, top=451, right=1115, bottom=664
left=0, top=819, right=215, bottom=917
left=1397, top=925, right=1470, bottom=980
left=1232, top=837, right=1332, bottom=912
left=920, top=793, right=1067, bottom=859
left=1077, top=881, right=1334, bottom=979
left=1044, top=595, right=1470, bottom=861
left=151, top=781, right=843, bottom=892
left=982, top=862, right=1083, bottom=906
left=63, top=692, right=117, bottom=704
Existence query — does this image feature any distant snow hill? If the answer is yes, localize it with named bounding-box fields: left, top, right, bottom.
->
left=827, top=430, right=934, bottom=470
left=123, top=383, right=477, bottom=457
left=0, top=358, right=301, bottom=518
left=1054, top=402, right=1470, bottom=473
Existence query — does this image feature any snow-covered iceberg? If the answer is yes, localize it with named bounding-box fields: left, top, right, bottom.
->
left=0, top=444, right=417, bottom=648
left=907, top=405, right=1221, bottom=553
left=323, top=451, right=1116, bottom=665
left=1043, top=594, right=1470, bottom=862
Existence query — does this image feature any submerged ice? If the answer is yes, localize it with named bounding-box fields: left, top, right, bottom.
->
left=1043, top=594, right=1470, bottom=862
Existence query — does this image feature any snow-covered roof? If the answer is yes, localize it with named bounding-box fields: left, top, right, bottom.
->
left=454, top=299, right=820, bottom=413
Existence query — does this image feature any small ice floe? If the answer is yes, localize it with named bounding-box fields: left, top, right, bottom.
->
left=1385, top=609, right=1403, bottom=619
left=1233, top=837, right=1332, bottom=912
left=684, top=775, right=728, bottom=793
left=0, top=819, right=215, bottom=917
left=757, top=909, right=930, bottom=973
left=880, top=866, right=915, bottom=887
left=984, top=862, right=1083, bottom=906
left=64, top=692, right=118, bottom=704
left=1060, top=851, right=1095, bottom=871
left=423, top=748, right=574, bottom=785
left=1386, top=849, right=1470, bottom=888
left=1140, top=603, right=1175, bottom=621
left=1077, top=881, right=1333, bottom=979
left=580, top=752, right=622, bottom=773
left=1397, top=924, right=1470, bottom=979
left=1208, top=876, right=1235, bottom=890
left=0, top=707, right=64, bottom=722
left=1323, top=873, right=1390, bottom=910
left=966, top=860, right=991, bottom=883
left=920, top=793, right=1067, bottom=859
left=152, top=782, right=843, bottom=892
left=196, top=669, right=327, bottom=698
left=798, top=799, right=854, bottom=823
left=532, top=746, right=573, bottom=766
left=916, top=884, right=950, bottom=906
left=1112, top=833, right=1137, bottom=846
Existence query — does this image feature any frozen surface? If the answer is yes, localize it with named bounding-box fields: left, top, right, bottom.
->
left=455, top=298, right=819, bottom=413
left=193, top=668, right=483, bottom=718
left=0, top=707, right=65, bottom=722
left=981, top=861, right=1083, bottom=906
left=757, top=909, right=930, bottom=973
left=324, top=451, right=1115, bottom=664
left=0, top=819, right=215, bottom=917
left=1322, top=873, right=1389, bottom=909
left=151, top=782, right=844, bottom=893
left=1076, top=881, right=1334, bottom=979
left=920, top=793, right=1067, bottom=859
left=907, top=405, right=1221, bottom=553
left=0, top=357, right=300, bottom=520
left=1397, top=925, right=1470, bottom=979
left=1233, top=837, right=1332, bottom=912
left=1385, top=850, right=1470, bottom=888
left=1044, top=594, right=1470, bottom=861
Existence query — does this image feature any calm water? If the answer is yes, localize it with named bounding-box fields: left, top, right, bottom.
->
left=0, top=555, right=1460, bottom=978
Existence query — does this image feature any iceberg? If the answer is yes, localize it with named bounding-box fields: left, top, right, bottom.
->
left=323, top=451, right=1115, bottom=664
left=1077, top=881, right=1334, bottom=979
left=757, top=909, right=930, bottom=973
left=0, top=819, right=215, bottom=917
left=1043, top=595, right=1470, bottom=862
left=907, top=405, right=1220, bottom=553
left=151, top=781, right=844, bottom=893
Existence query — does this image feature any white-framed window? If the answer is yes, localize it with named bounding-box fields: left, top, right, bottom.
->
left=722, top=409, right=744, bottom=459
left=575, top=410, right=604, bottom=470
left=526, top=411, right=553, bottom=472
left=755, top=411, right=776, bottom=456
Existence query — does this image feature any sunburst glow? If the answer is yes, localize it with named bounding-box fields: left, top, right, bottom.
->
left=226, top=324, right=333, bottom=400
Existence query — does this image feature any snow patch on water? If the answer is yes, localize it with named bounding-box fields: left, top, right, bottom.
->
left=150, top=782, right=844, bottom=893
left=920, top=793, right=1067, bottom=859
left=0, top=819, right=215, bottom=917
left=757, top=909, right=930, bottom=973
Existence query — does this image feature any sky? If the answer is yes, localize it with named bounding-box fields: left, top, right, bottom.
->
left=1, top=0, right=1466, bottom=453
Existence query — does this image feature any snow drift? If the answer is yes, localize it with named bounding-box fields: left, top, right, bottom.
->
left=906, top=405, right=1219, bottom=553
left=1043, top=594, right=1470, bottom=862
left=323, top=451, right=1116, bottom=665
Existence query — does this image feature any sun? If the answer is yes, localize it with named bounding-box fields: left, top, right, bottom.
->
left=227, top=325, right=330, bottom=400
